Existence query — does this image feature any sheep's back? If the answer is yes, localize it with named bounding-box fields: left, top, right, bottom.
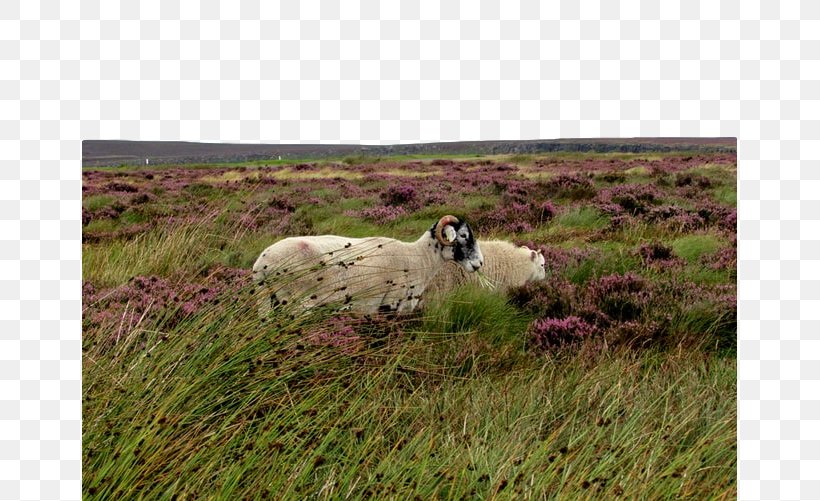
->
left=253, top=235, right=426, bottom=313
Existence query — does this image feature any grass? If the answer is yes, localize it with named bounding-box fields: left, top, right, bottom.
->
left=670, top=234, right=722, bottom=263
left=505, top=154, right=534, bottom=164
left=84, top=149, right=718, bottom=173
left=84, top=218, right=118, bottom=235
left=623, top=165, right=651, bottom=176
left=564, top=246, right=641, bottom=284
left=383, top=168, right=444, bottom=177
left=201, top=170, right=263, bottom=184
left=82, top=221, right=231, bottom=288
left=422, top=285, right=532, bottom=344
left=713, top=185, right=737, bottom=207
left=684, top=163, right=736, bottom=188
left=555, top=206, right=609, bottom=230
left=83, top=150, right=736, bottom=499
left=275, top=166, right=365, bottom=180
left=83, top=283, right=735, bottom=499
left=84, top=194, right=117, bottom=211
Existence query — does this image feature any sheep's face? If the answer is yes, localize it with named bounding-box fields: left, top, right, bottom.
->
left=433, top=220, right=483, bottom=272
left=529, top=248, right=546, bottom=280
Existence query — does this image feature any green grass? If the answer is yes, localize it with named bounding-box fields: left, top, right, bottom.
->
left=83, top=292, right=736, bottom=499
left=555, top=206, right=609, bottom=230
left=683, top=163, right=736, bottom=188
left=311, top=214, right=382, bottom=238
left=83, top=221, right=234, bottom=287
left=183, top=182, right=219, bottom=198
left=564, top=245, right=642, bottom=284
left=670, top=234, right=722, bottom=263
left=84, top=194, right=117, bottom=211
left=623, top=165, right=651, bottom=176
left=506, top=154, right=534, bottom=164
left=422, top=285, right=532, bottom=343
left=84, top=218, right=118, bottom=235
left=308, top=187, right=340, bottom=199
left=83, top=151, right=736, bottom=499
left=85, top=150, right=718, bottom=173
left=119, top=208, right=149, bottom=225
left=713, top=185, right=737, bottom=207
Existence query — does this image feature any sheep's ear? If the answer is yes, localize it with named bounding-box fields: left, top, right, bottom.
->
left=443, top=225, right=457, bottom=243
left=530, top=250, right=537, bottom=261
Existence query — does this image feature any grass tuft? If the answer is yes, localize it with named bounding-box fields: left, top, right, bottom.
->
left=670, top=234, right=722, bottom=263
left=555, top=206, right=608, bottom=230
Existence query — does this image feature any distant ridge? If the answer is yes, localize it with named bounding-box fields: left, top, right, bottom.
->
left=83, top=138, right=737, bottom=167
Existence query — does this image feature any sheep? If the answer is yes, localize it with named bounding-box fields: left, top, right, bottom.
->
left=423, top=240, right=546, bottom=299
left=252, top=215, right=484, bottom=316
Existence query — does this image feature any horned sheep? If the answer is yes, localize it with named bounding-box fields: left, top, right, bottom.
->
left=252, top=215, right=484, bottom=316
left=424, top=240, right=546, bottom=299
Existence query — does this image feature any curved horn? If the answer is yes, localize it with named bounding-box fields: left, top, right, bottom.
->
left=434, top=215, right=460, bottom=247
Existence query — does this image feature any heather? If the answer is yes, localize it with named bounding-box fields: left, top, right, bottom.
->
left=83, top=149, right=736, bottom=499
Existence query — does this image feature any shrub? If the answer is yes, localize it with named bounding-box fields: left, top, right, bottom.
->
left=280, top=210, right=316, bottom=235
left=605, top=320, right=666, bottom=349
left=92, top=201, right=127, bottom=221
left=504, top=221, right=533, bottom=234
left=183, top=183, right=217, bottom=198
left=645, top=205, right=705, bottom=232
left=721, top=209, right=737, bottom=230
left=528, top=316, right=597, bottom=351
left=473, top=199, right=556, bottom=234
left=508, top=278, right=577, bottom=319
left=637, top=242, right=681, bottom=268
left=536, top=200, right=558, bottom=220
left=83, top=270, right=250, bottom=338
left=598, top=171, right=626, bottom=183
left=105, top=182, right=139, bottom=193
left=597, top=184, right=661, bottom=216
left=696, top=203, right=736, bottom=231
left=587, top=273, right=650, bottom=322
left=675, top=173, right=712, bottom=189
left=130, top=193, right=153, bottom=205
left=542, top=173, right=597, bottom=200
left=380, top=184, right=419, bottom=208
left=702, top=237, right=737, bottom=271
left=267, top=196, right=297, bottom=212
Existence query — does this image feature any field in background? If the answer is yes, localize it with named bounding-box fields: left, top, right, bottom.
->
left=82, top=148, right=736, bottom=499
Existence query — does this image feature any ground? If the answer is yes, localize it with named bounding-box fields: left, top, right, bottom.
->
left=82, top=142, right=736, bottom=499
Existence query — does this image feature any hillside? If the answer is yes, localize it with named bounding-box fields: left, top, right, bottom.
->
left=82, top=138, right=737, bottom=167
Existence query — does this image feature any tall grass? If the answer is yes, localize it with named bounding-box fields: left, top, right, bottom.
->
left=83, top=286, right=735, bottom=499
left=83, top=223, right=211, bottom=287
left=83, top=153, right=736, bottom=499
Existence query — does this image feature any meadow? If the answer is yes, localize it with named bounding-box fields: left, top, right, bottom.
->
left=82, top=149, right=737, bottom=499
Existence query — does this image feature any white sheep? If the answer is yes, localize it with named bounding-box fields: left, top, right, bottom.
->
left=252, top=215, right=484, bottom=316
left=423, top=240, right=546, bottom=299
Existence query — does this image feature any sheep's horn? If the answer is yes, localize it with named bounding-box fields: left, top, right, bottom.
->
left=434, top=215, right=460, bottom=247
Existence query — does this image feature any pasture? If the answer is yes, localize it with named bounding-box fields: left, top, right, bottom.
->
left=83, top=149, right=736, bottom=499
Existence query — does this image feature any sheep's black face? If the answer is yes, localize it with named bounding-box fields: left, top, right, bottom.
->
left=431, top=220, right=484, bottom=272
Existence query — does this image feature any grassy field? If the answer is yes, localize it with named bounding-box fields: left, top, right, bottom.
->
left=83, top=150, right=736, bottom=499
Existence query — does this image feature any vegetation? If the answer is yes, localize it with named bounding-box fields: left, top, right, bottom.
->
left=83, top=149, right=736, bottom=498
